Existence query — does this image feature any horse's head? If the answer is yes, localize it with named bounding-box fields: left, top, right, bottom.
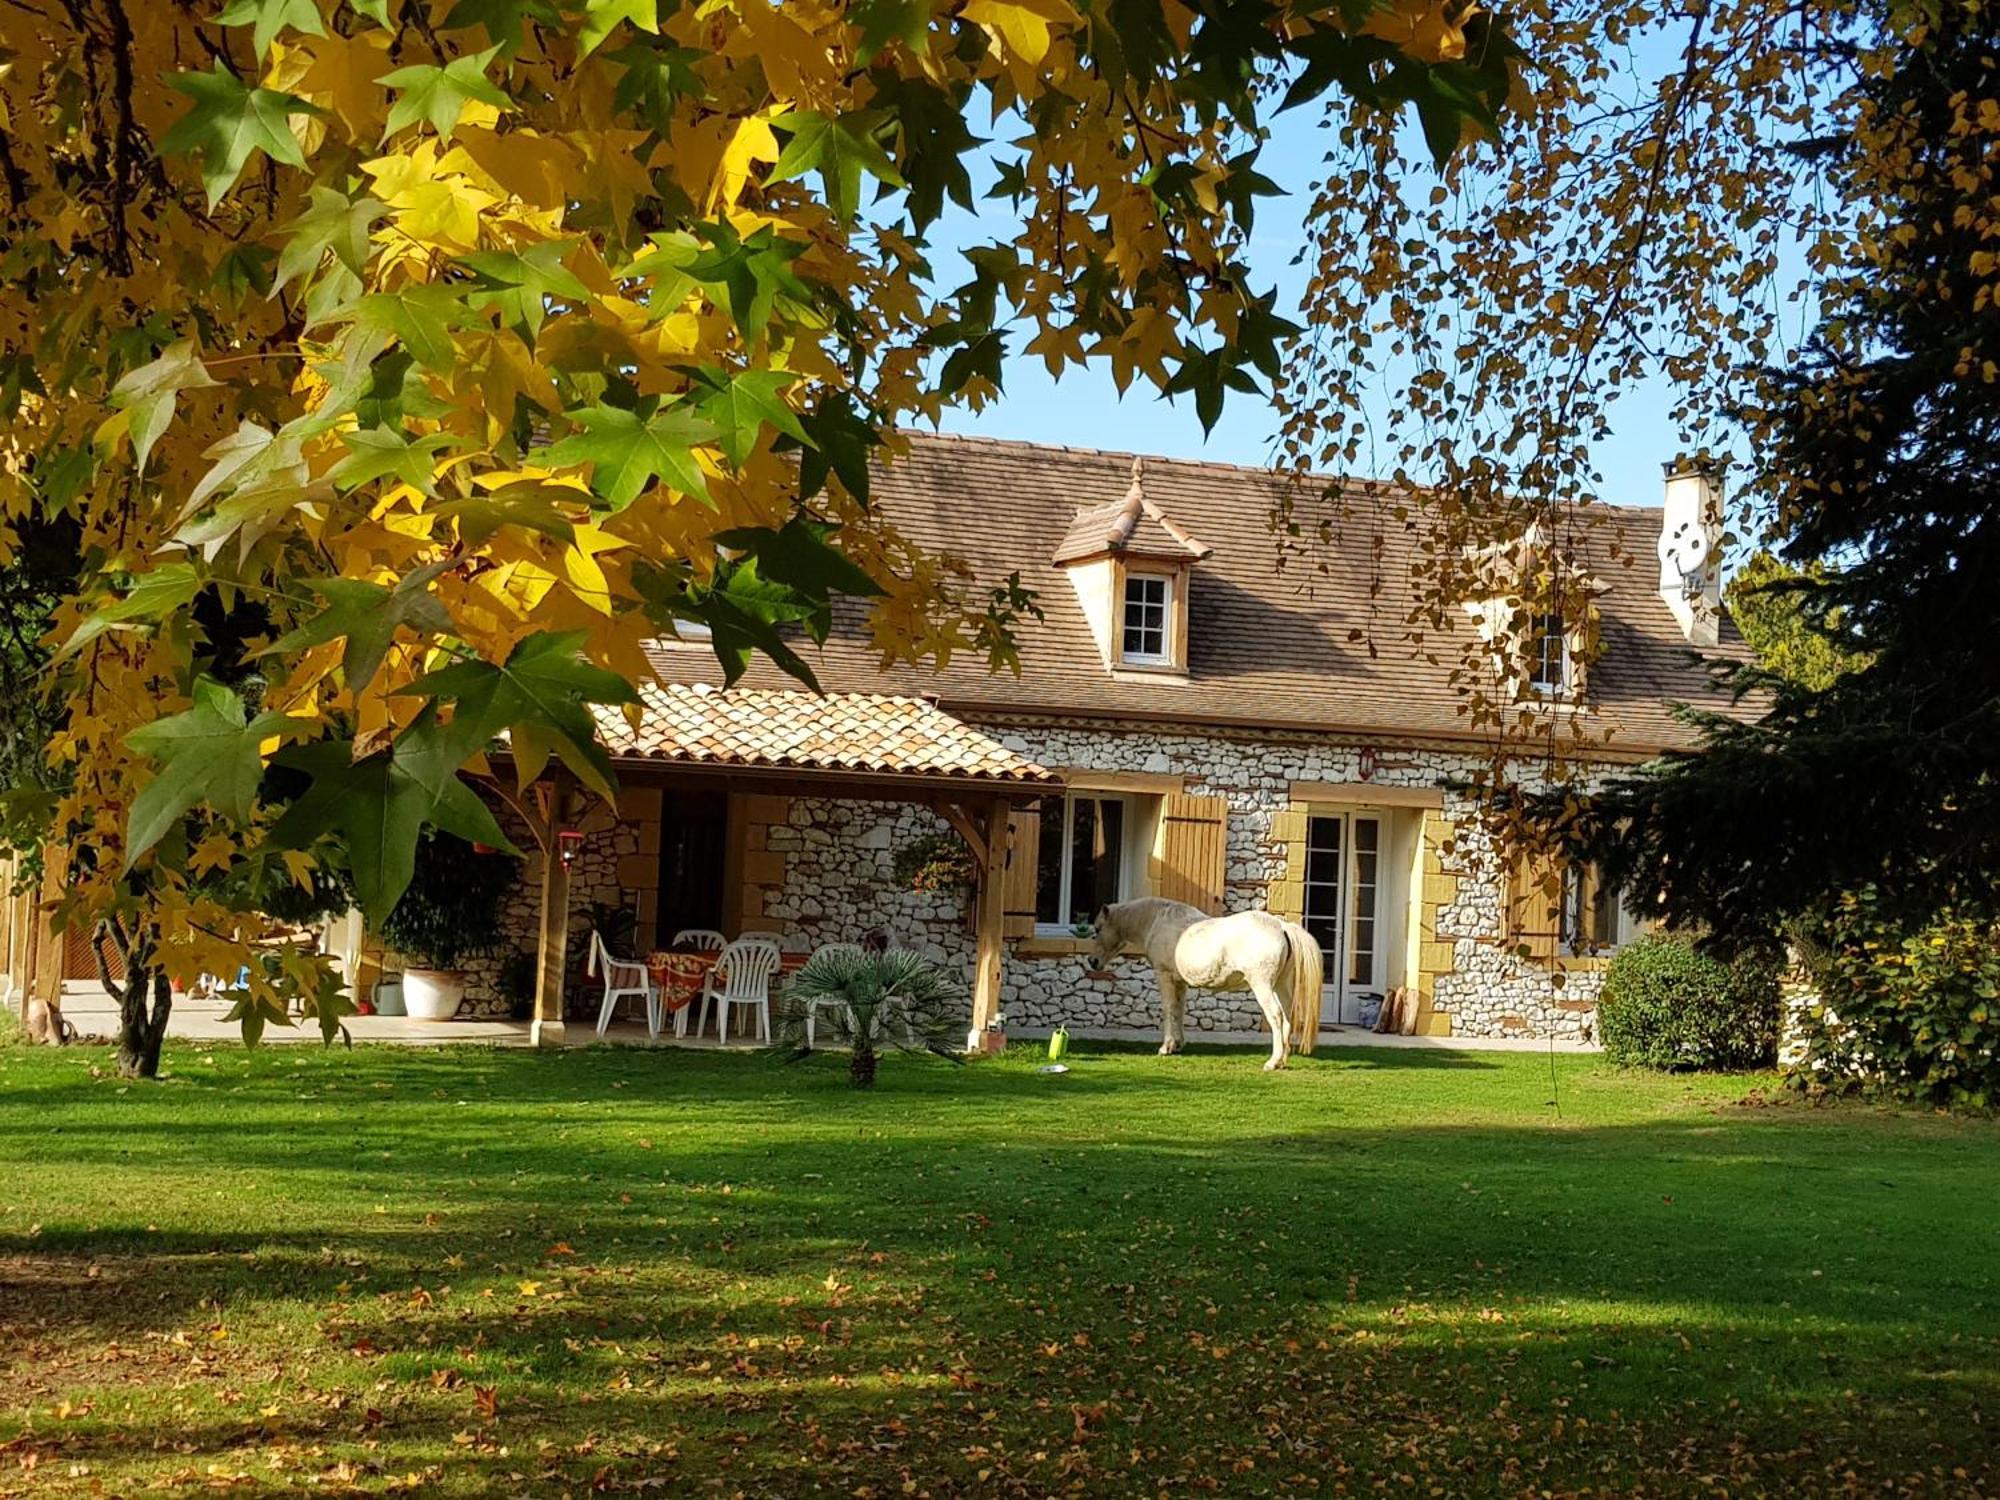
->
left=1087, top=905, right=1122, bottom=968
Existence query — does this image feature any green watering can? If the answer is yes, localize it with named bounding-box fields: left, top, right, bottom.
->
left=1047, top=1026, right=1070, bottom=1062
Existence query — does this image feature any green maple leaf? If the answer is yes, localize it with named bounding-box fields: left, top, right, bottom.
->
left=327, top=427, right=460, bottom=495
left=439, top=0, right=558, bottom=50
left=269, top=724, right=517, bottom=924
left=634, top=556, right=822, bottom=689
left=273, top=188, right=384, bottom=298
left=870, top=72, right=979, bottom=232
left=684, top=366, right=812, bottom=468
left=769, top=109, right=905, bottom=222
left=341, top=287, right=465, bottom=372
left=430, top=482, right=579, bottom=546
left=713, top=514, right=886, bottom=605
left=680, top=221, right=814, bottom=343
left=103, top=339, right=219, bottom=473
left=577, top=0, right=657, bottom=57
left=263, top=564, right=453, bottom=694
left=459, top=241, right=590, bottom=343
left=405, top=630, right=639, bottom=800
left=851, top=0, right=931, bottom=62
left=378, top=46, right=512, bottom=138
left=538, top=398, right=717, bottom=510
left=57, top=565, right=203, bottom=662
left=607, top=40, right=704, bottom=129
left=123, top=678, right=309, bottom=867
left=789, top=391, right=880, bottom=504
left=159, top=62, right=319, bottom=207
left=212, top=0, right=326, bottom=60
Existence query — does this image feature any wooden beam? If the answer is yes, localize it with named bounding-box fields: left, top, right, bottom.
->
left=937, top=802, right=990, bottom=870
left=531, top=775, right=576, bottom=1049
left=1287, top=780, right=1445, bottom=809
left=967, top=795, right=1010, bottom=1048
left=1061, top=769, right=1186, bottom=794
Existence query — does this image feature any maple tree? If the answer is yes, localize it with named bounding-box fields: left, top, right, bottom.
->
left=0, top=0, right=1514, bottom=1072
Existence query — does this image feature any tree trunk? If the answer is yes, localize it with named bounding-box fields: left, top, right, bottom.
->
left=115, top=967, right=171, bottom=1079
left=849, top=1034, right=877, bottom=1089
left=96, top=922, right=169, bottom=1080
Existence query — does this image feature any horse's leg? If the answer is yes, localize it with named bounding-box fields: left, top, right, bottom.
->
left=1156, top=968, right=1186, bottom=1056
left=1248, top=973, right=1290, bottom=1071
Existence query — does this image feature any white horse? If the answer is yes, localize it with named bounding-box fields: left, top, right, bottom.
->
left=1089, top=899, right=1323, bottom=1069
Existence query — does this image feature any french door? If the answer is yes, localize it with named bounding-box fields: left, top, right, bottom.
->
left=1301, top=812, right=1385, bottom=1026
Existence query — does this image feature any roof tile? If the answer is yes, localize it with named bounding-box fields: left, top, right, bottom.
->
left=599, top=681, right=1058, bottom=786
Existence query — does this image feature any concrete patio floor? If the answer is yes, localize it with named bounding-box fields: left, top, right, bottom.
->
left=49, top=983, right=1600, bottom=1053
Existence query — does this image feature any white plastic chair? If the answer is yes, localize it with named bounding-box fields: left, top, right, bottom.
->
left=590, top=930, right=659, bottom=1039
left=697, top=936, right=781, bottom=1045
left=803, top=943, right=865, bottom=1046
left=673, top=928, right=727, bottom=951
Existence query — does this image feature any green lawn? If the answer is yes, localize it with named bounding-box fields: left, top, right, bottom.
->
left=0, top=1037, right=1995, bottom=1497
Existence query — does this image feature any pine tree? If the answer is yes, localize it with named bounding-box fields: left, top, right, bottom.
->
left=1587, top=8, right=2000, bottom=946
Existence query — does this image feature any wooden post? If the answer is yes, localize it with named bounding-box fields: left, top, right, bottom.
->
left=531, top=776, right=576, bottom=1049
left=967, top=795, right=1009, bottom=1050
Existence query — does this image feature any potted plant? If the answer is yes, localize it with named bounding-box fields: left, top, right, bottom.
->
left=892, top=832, right=976, bottom=900
left=379, top=830, right=518, bottom=1022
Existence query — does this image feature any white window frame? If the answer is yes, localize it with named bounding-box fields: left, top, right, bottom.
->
left=1527, top=612, right=1569, bottom=696
left=1120, top=571, right=1174, bottom=666
left=1036, top=791, right=1133, bottom=934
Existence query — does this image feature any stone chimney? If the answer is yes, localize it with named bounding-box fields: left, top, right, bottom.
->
left=1657, top=458, right=1723, bottom=647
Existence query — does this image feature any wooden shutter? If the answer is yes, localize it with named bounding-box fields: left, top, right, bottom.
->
left=1506, top=851, right=1561, bottom=964
left=65, top=921, right=124, bottom=983
left=1002, top=804, right=1041, bottom=937
left=1151, top=793, right=1228, bottom=914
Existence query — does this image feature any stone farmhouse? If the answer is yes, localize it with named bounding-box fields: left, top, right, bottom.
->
left=474, top=432, right=1746, bottom=1045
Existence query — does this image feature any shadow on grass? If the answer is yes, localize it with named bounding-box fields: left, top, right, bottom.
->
left=1, top=1040, right=1995, bottom=1494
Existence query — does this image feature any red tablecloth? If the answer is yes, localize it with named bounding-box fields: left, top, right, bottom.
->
left=645, top=947, right=807, bottom=1012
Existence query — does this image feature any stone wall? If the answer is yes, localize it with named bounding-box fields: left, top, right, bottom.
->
left=384, top=789, right=663, bottom=1020
left=477, top=722, right=1614, bottom=1039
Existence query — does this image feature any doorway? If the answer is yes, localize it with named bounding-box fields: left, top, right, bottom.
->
left=655, top=789, right=729, bottom=942
left=1301, top=811, right=1388, bottom=1026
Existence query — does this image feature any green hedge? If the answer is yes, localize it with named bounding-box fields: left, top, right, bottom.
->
left=1599, top=932, right=1780, bottom=1070
left=1793, top=895, right=2000, bottom=1109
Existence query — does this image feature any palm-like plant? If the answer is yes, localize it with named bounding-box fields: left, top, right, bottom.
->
left=772, top=947, right=966, bottom=1088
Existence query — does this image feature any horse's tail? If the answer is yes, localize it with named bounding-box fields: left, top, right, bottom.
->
left=1283, top=922, right=1323, bottom=1056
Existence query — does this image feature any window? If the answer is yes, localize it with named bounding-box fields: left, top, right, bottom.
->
left=1561, top=861, right=1625, bottom=955
left=1528, top=613, right=1568, bottom=695
left=1121, top=573, right=1172, bottom=664
left=659, top=619, right=713, bottom=645
left=1349, top=816, right=1380, bottom=986
left=1034, top=793, right=1127, bottom=930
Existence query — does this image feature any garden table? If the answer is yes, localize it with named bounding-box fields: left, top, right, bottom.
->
left=645, top=945, right=809, bottom=1017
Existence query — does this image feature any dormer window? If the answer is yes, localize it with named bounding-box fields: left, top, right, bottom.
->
left=1052, top=457, right=1212, bottom=676
left=1528, top=613, right=1568, bottom=695
left=1121, top=573, right=1173, bottom=664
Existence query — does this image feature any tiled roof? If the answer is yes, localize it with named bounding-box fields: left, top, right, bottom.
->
left=598, top=680, right=1058, bottom=786
left=644, top=431, right=1754, bottom=756
left=1052, top=457, right=1214, bottom=564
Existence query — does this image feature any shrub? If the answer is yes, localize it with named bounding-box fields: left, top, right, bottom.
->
left=772, top=947, right=965, bottom=1088
left=379, top=830, right=517, bottom=971
left=1791, top=894, right=2000, bottom=1109
left=891, top=832, right=975, bottom=895
left=1599, top=932, right=1780, bottom=1070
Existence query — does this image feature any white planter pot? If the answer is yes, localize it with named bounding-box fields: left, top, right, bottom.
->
left=402, top=969, right=465, bottom=1022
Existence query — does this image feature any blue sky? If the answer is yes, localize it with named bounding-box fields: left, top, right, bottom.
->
left=915, top=48, right=1715, bottom=509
